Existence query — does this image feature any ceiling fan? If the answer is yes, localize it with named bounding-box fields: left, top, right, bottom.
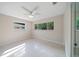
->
left=22, top=6, right=40, bottom=18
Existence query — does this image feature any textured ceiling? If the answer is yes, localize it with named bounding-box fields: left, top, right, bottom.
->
left=0, top=2, right=68, bottom=21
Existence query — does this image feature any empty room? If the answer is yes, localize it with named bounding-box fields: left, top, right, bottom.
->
left=0, top=2, right=78, bottom=57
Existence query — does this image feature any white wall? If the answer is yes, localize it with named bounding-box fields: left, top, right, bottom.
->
left=64, top=3, right=72, bottom=57
left=0, top=14, right=32, bottom=46
left=32, top=15, right=64, bottom=45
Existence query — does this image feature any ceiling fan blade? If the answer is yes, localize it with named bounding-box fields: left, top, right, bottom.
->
left=52, top=2, right=57, bottom=5
left=22, top=6, right=32, bottom=13
left=32, top=6, right=39, bottom=13
left=22, top=6, right=40, bottom=17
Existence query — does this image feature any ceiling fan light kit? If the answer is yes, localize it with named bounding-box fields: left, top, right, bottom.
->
left=28, top=15, right=34, bottom=18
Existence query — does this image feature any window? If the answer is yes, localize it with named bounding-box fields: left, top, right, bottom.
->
left=34, top=21, right=54, bottom=30
left=76, top=17, right=79, bottom=30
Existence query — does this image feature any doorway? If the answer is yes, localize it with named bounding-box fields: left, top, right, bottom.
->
left=71, top=2, right=79, bottom=57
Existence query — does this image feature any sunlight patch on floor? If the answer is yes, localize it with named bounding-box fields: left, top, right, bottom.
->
left=1, top=43, right=26, bottom=57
